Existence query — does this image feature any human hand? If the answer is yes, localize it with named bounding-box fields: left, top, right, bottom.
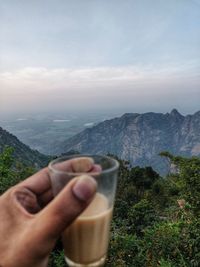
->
left=0, top=158, right=98, bottom=267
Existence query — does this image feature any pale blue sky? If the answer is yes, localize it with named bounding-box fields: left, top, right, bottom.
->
left=0, top=0, right=200, bottom=115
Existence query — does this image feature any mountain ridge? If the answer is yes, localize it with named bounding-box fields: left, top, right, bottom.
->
left=0, top=126, right=50, bottom=168
left=55, top=110, right=200, bottom=174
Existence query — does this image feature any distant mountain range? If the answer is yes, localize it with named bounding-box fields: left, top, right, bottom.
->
left=55, top=109, right=200, bottom=174
left=0, top=126, right=49, bottom=168
left=1, top=109, right=200, bottom=175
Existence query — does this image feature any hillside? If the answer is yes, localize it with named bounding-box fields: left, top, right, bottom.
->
left=55, top=109, right=200, bottom=174
left=0, top=126, right=50, bottom=168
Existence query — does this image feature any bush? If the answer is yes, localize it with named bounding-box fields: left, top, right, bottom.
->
left=49, top=250, right=66, bottom=267
left=1, top=148, right=200, bottom=266
left=107, top=233, right=145, bottom=266
left=0, top=147, right=36, bottom=194
left=143, top=220, right=200, bottom=267
left=127, top=199, right=158, bottom=237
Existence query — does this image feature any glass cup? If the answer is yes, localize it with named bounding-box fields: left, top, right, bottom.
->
left=48, top=154, right=119, bottom=267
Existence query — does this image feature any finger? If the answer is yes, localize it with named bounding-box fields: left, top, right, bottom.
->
left=50, top=157, right=94, bottom=173
left=20, top=158, right=100, bottom=200
left=90, top=164, right=102, bottom=173
left=20, top=159, right=75, bottom=195
left=71, top=157, right=94, bottom=172
left=49, top=158, right=74, bottom=172
left=35, top=175, right=97, bottom=241
left=20, top=168, right=51, bottom=195
left=37, top=164, right=101, bottom=207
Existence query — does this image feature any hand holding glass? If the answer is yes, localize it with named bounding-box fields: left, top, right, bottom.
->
left=48, top=155, right=119, bottom=267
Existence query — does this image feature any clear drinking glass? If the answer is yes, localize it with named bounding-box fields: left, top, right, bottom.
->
left=48, top=154, right=119, bottom=267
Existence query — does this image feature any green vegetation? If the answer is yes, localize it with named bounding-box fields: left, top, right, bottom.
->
left=0, top=148, right=200, bottom=266
left=106, top=154, right=200, bottom=267
left=0, top=146, right=36, bottom=194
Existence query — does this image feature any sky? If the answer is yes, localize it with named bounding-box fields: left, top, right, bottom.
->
left=0, top=0, right=200, bottom=116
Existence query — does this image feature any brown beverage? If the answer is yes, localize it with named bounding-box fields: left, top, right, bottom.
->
left=62, top=193, right=113, bottom=265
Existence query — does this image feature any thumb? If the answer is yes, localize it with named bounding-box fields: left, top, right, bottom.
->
left=34, top=175, right=97, bottom=242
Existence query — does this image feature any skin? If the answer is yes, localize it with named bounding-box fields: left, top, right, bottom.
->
left=0, top=158, right=99, bottom=267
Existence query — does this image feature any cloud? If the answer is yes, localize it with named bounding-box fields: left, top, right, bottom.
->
left=0, top=66, right=143, bottom=89
left=1, top=62, right=198, bottom=90
left=0, top=64, right=199, bottom=114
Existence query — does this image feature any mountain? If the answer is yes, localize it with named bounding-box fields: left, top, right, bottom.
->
left=55, top=109, right=200, bottom=174
left=0, top=126, right=50, bottom=168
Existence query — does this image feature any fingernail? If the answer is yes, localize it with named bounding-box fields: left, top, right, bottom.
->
left=71, top=157, right=94, bottom=173
left=72, top=175, right=97, bottom=202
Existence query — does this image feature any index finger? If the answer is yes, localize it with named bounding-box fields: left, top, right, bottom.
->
left=20, top=168, right=51, bottom=195
left=20, top=160, right=73, bottom=195
left=20, top=158, right=101, bottom=196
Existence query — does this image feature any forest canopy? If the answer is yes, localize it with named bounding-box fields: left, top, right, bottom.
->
left=0, top=147, right=200, bottom=267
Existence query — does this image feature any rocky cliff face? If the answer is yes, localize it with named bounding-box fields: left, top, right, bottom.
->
left=0, top=126, right=50, bottom=168
left=55, top=109, right=200, bottom=175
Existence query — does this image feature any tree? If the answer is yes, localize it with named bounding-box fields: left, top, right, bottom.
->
left=159, top=153, right=200, bottom=215
left=0, top=147, right=15, bottom=194
left=0, top=146, right=36, bottom=194
left=127, top=199, right=158, bottom=237
left=129, top=166, right=160, bottom=199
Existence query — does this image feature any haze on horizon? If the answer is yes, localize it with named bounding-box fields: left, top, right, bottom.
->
left=0, top=0, right=200, bottom=117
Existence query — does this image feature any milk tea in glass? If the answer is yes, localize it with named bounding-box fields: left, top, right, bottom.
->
left=48, top=155, right=119, bottom=267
